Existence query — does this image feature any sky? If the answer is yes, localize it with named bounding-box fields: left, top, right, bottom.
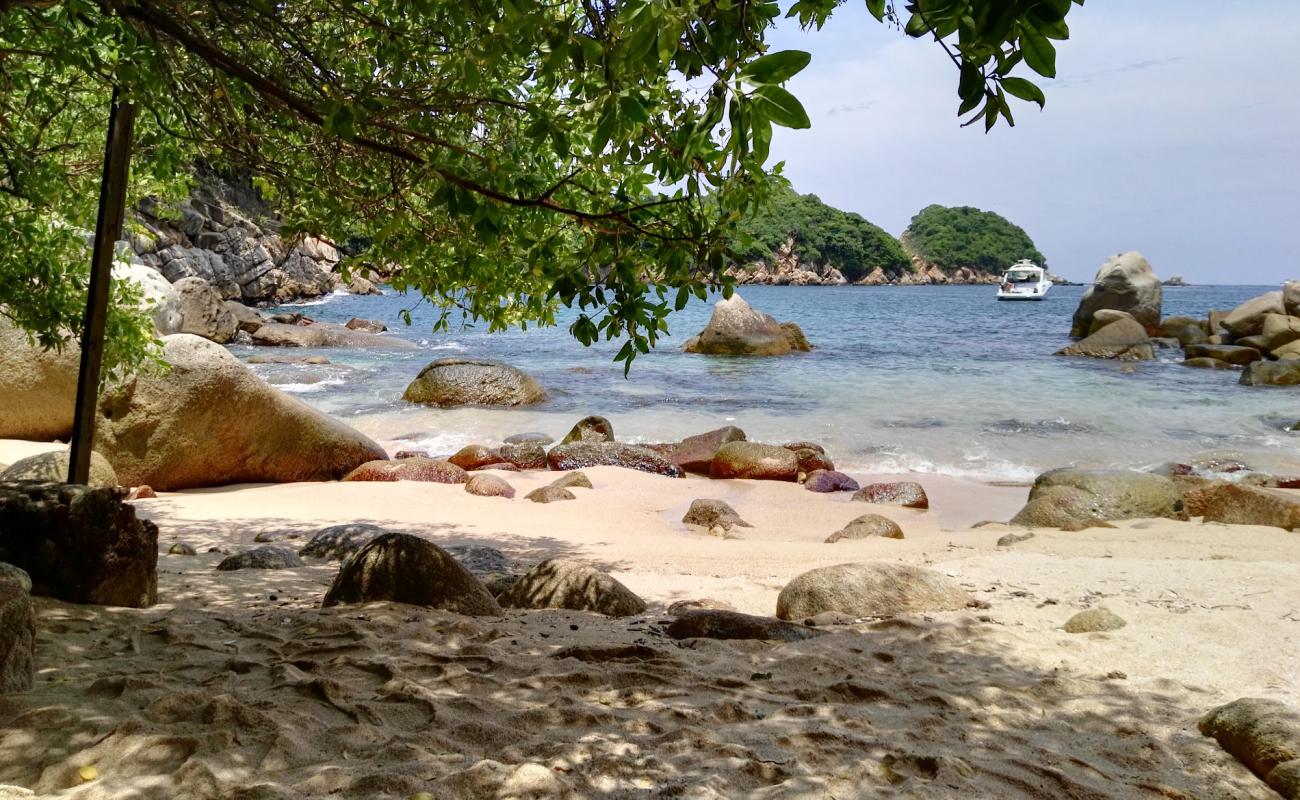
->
left=763, top=1, right=1300, bottom=284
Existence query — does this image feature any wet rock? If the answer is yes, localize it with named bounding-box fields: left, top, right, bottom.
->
left=1070, top=252, right=1163, bottom=336
left=1222, top=291, right=1286, bottom=338
left=448, top=444, right=505, bottom=471
left=784, top=441, right=825, bottom=454
left=525, top=486, right=575, bottom=503
left=1199, top=697, right=1300, bottom=798
left=342, top=458, right=468, bottom=484
left=0, top=449, right=117, bottom=488
left=825, top=514, right=904, bottom=542
left=547, top=442, right=681, bottom=477
left=216, top=545, right=304, bottom=571
left=402, top=358, right=546, bottom=407
left=709, top=441, right=798, bottom=481
left=499, top=442, right=547, bottom=470
left=322, top=533, right=502, bottom=615
left=793, top=448, right=835, bottom=475
left=394, top=450, right=430, bottom=460
left=344, top=317, right=387, bottom=333
left=498, top=558, right=647, bottom=617
left=1056, top=317, right=1155, bottom=360
left=245, top=353, right=330, bottom=365
left=168, top=542, right=198, bottom=556
left=560, top=415, right=615, bottom=444
left=226, top=302, right=265, bottom=334
left=250, top=321, right=412, bottom=348
left=682, top=499, right=752, bottom=531
left=504, top=432, right=553, bottom=446
left=852, top=482, right=929, bottom=510
left=666, top=426, right=747, bottom=474
left=1184, top=344, right=1262, bottom=366
left=1087, top=308, right=1137, bottom=335
left=665, top=609, right=823, bottom=642
left=776, top=563, right=972, bottom=620
left=1183, top=357, right=1236, bottom=370
left=465, top=473, right=516, bottom=499
left=96, top=335, right=386, bottom=490
left=1063, top=607, right=1126, bottom=633
left=1159, top=315, right=1204, bottom=339
left=0, top=563, right=34, bottom=693
left=298, top=523, right=388, bottom=560
left=682, top=294, right=805, bottom=356
left=804, top=470, right=860, bottom=493
left=780, top=322, right=812, bottom=352
left=1240, top=361, right=1300, bottom=387
left=0, top=483, right=157, bottom=607
left=549, top=471, right=593, bottom=490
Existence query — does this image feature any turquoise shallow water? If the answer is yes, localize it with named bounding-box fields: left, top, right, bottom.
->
left=235, top=283, right=1300, bottom=482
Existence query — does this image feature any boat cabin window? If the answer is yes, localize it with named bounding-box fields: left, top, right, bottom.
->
left=1006, top=271, right=1037, bottom=282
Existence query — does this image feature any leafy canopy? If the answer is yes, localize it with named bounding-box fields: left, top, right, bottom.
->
left=732, top=185, right=909, bottom=281
left=0, top=0, right=1083, bottom=371
left=902, top=204, right=1046, bottom=272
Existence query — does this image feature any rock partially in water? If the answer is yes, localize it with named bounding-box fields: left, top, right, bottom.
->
left=667, top=426, right=747, bottom=475
left=1056, top=317, right=1155, bottom=361
left=1221, top=291, right=1285, bottom=338
left=1024, top=468, right=1187, bottom=522
left=402, top=358, right=546, bottom=407
left=216, top=545, right=304, bottom=571
left=168, top=542, right=198, bottom=556
left=345, top=317, right=387, bottom=333
left=448, top=444, right=505, bottom=471
left=1240, top=361, right=1300, bottom=387
left=682, top=294, right=808, bottom=356
left=322, top=533, right=502, bottom=615
left=1069, top=251, right=1163, bottom=337
left=1063, top=607, right=1126, bottom=633
left=560, top=415, right=615, bottom=444
left=504, top=432, right=553, bottom=445
left=776, top=562, right=972, bottom=620
left=1181, top=481, right=1300, bottom=530
left=1184, top=344, right=1262, bottom=366
left=825, top=514, right=904, bottom=542
left=498, top=558, right=647, bottom=617
left=1183, top=357, right=1236, bottom=370
left=792, top=448, right=834, bottom=476
left=852, top=482, right=929, bottom=510
left=709, top=442, right=798, bottom=482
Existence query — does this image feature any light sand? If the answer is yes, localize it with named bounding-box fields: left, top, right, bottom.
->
left=1, top=449, right=1298, bottom=798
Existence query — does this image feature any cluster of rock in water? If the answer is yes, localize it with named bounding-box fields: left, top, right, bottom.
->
left=1058, top=251, right=1300, bottom=386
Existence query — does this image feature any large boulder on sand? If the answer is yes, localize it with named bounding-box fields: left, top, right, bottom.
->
left=852, top=481, right=929, bottom=509
left=322, top=533, right=502, bottom=615
left=170, top=277, right=239, bottom=343
left=560, top=416, right=615, bottom=444
left=0, top=563, right=34, bottom=693
left=709, top=441, right=798, bottom=481
left=1199, top=697, right=1300, bottom=799
left=0, top=449, right=117, bottom=488
left=0, top=483, right=157, bottom=607
left=825, top=514, right=904, bottom=542
left=682, top=499, right=751, bottom=531
left=776, top=563, right=972, bottom=620
left=1180, top=481, right=1300, bottom=530
left=498, top=558, right=647, bottom=617
left=403, top=358, right=546, bottom=407
left=1070, top=252, right=1163, bottom=337
left=666, top=426, right=747, bottom=474
left=0, top=320, right=80, bottom=440
left=682, top=294, right=806, bottom=356
left=1017, top=468, right=1188, bottom=526
left=547, top=441, right=681, bottom=477
left=1056, top=317, right=1155, bottom=361
left=343, top=457, right=467, bottom=484
left=95, top=335, right=387, bottom=490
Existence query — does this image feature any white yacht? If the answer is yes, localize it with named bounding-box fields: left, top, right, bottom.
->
left=996, top=260, right=1052, bottom=301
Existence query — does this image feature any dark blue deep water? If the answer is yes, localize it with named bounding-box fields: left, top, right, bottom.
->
left=234, top=283, right=1300, bottom=481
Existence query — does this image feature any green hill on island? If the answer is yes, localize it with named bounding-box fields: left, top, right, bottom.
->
left=732, top=186, right=910, bottom=281
left=901, top=204, right=1046, bottom=273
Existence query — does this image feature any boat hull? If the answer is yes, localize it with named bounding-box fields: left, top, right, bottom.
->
left=996, top=293, right=1047, bottom=301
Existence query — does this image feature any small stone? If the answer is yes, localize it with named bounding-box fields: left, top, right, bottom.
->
left=682, top=499, right=751, bottom=531
left=298, top=523, right=387, bottom=560
left=1063, top=607, right=1126, bottom=633
left=216, top=545, right=304, bottom=571
left=168, top=543, right=198, bottom=556
left=465, top=473, right=516, bottom=499
left=852, top=481, right=929, bottom=509
left=996, top=532, right=1035, bottom=547
left=549, top=471, right=593, bottom=490
left=525, top=486, right=576, bottom=504
left=825, top=513, right=903, bottom=542
left=665, top=609, right=824, bottom=641
left=126, top=485, right=157, bottom=500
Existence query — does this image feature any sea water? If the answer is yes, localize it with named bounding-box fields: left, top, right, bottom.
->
left=233, top=284, right=1300, bottom=482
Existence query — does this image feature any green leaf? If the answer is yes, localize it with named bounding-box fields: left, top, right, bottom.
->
left=740, top=49, right=811, bottom=85
left=865, top=0, right=887, bottom=22
left=1000, top=76, right=1045, bottom=108
left=1019, top=24, right=1057, bottom=78
left=751, top=85, right=811, bottom=129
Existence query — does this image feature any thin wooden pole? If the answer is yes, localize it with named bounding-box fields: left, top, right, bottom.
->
left=68, top=88, right=135, bottom=485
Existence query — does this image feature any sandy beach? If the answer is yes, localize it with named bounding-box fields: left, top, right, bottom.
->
left=2, top=438, right=1297, bottom=798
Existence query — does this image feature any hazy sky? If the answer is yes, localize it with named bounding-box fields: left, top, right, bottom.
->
left=765, top=1, right=1300, bottom=284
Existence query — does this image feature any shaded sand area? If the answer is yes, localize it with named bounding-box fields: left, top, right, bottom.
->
left=2, top=461, right=1299, bottom=798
